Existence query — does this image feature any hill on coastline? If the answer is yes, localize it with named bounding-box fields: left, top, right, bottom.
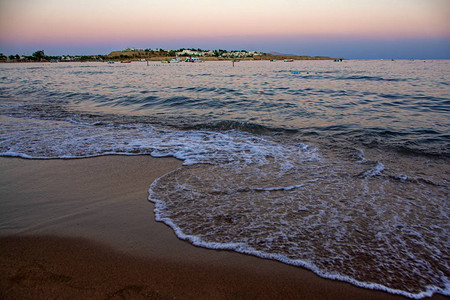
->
left=107, top=48, right=335, bottom=61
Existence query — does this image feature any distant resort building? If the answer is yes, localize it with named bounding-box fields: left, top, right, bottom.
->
left=60, top=56, right=75, bottom=61
left=175, top=49, right=262, bottom=58
left=121, top=47, right=263, bottom=58
left=221, top=51, right=262, bottom=58
left=176, top=49, right=210, bottom=57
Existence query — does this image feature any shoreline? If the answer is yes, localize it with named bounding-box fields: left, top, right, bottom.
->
left=0, top=156, right=447, bottom=299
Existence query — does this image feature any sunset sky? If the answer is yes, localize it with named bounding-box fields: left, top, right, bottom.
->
left=1, top=0, right=449, bottom=58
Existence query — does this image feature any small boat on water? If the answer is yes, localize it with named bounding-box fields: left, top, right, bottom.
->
left=185, top=57, right=203, bottom=63
left=120, top=60, right=131, bottom=63
left=161, top=57, right=182, bottom=63
left=284, top=59, right=294, bottom=62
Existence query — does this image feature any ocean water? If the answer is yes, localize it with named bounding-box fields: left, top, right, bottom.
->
left=0, top=60, right=449, bottom=298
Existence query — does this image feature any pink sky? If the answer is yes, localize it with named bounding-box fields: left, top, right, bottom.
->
left=1, top=0, right=449, bottom=58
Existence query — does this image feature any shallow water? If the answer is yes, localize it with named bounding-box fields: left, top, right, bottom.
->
left=0, top=60, right=449, bottom=298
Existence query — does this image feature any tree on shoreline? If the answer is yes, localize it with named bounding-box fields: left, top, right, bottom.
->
left=32, top=50, right=45, bottom=61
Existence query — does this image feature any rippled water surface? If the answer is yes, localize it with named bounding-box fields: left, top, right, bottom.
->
left=1, top=60, right=449, bottom=298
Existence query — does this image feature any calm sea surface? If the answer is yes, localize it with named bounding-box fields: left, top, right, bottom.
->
left=1, top=60, right=449, bottom=298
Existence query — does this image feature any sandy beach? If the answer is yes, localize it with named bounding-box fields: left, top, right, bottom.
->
left=0, top=156, right=447, bottom=300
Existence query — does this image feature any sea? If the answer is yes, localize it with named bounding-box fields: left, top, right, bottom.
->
left=0, top=59, right=449, bottom=298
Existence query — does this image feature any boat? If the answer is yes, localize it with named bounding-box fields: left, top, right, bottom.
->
left=120, top=60, right=131, bottom=63
left=185, top=57, right=203, bottom=63
left=161, top=58, right=182, bottom=63
left=284, top=59, right=294, bottom=62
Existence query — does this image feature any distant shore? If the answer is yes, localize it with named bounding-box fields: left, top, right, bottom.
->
left=0, top=48, right=337, bottom=63
left=108, top=49, right=335, bottom=61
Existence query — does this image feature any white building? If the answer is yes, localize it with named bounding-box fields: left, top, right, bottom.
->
left=176, top=49, right=204, bottom=56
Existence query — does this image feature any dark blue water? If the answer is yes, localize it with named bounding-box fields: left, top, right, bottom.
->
left=0, top=60, right=449, bottom=298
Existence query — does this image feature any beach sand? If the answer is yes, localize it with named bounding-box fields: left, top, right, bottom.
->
left=0, top=156, right=447, bottom=300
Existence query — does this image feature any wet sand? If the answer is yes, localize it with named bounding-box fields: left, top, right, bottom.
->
left=0, top=156, right=447, bottom=299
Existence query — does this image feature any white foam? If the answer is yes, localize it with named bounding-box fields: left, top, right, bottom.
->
left=355, top=149, right=368, bottom=163
left=147, top=154, right=449, bottom=299
left=1, top=116, right=317, bottom=165
left=359, top=161, right=385, bottom=178
left=254, top=184, right=304, bottom=191
left=149, top=180, right=450, bottom=299
left=68, top=118, right=104, bottom=126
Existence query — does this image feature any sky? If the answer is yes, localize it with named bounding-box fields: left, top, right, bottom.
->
left=0, top=0, right=449, bottom=59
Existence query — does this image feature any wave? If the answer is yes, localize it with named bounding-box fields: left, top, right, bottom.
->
left=338, top=75, right=409, bottom=82
left=184, top=120, right=299, bottom=134
left=149, top=187, right=448, bottom=299
left=149, top=160, right=449, bottom=299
